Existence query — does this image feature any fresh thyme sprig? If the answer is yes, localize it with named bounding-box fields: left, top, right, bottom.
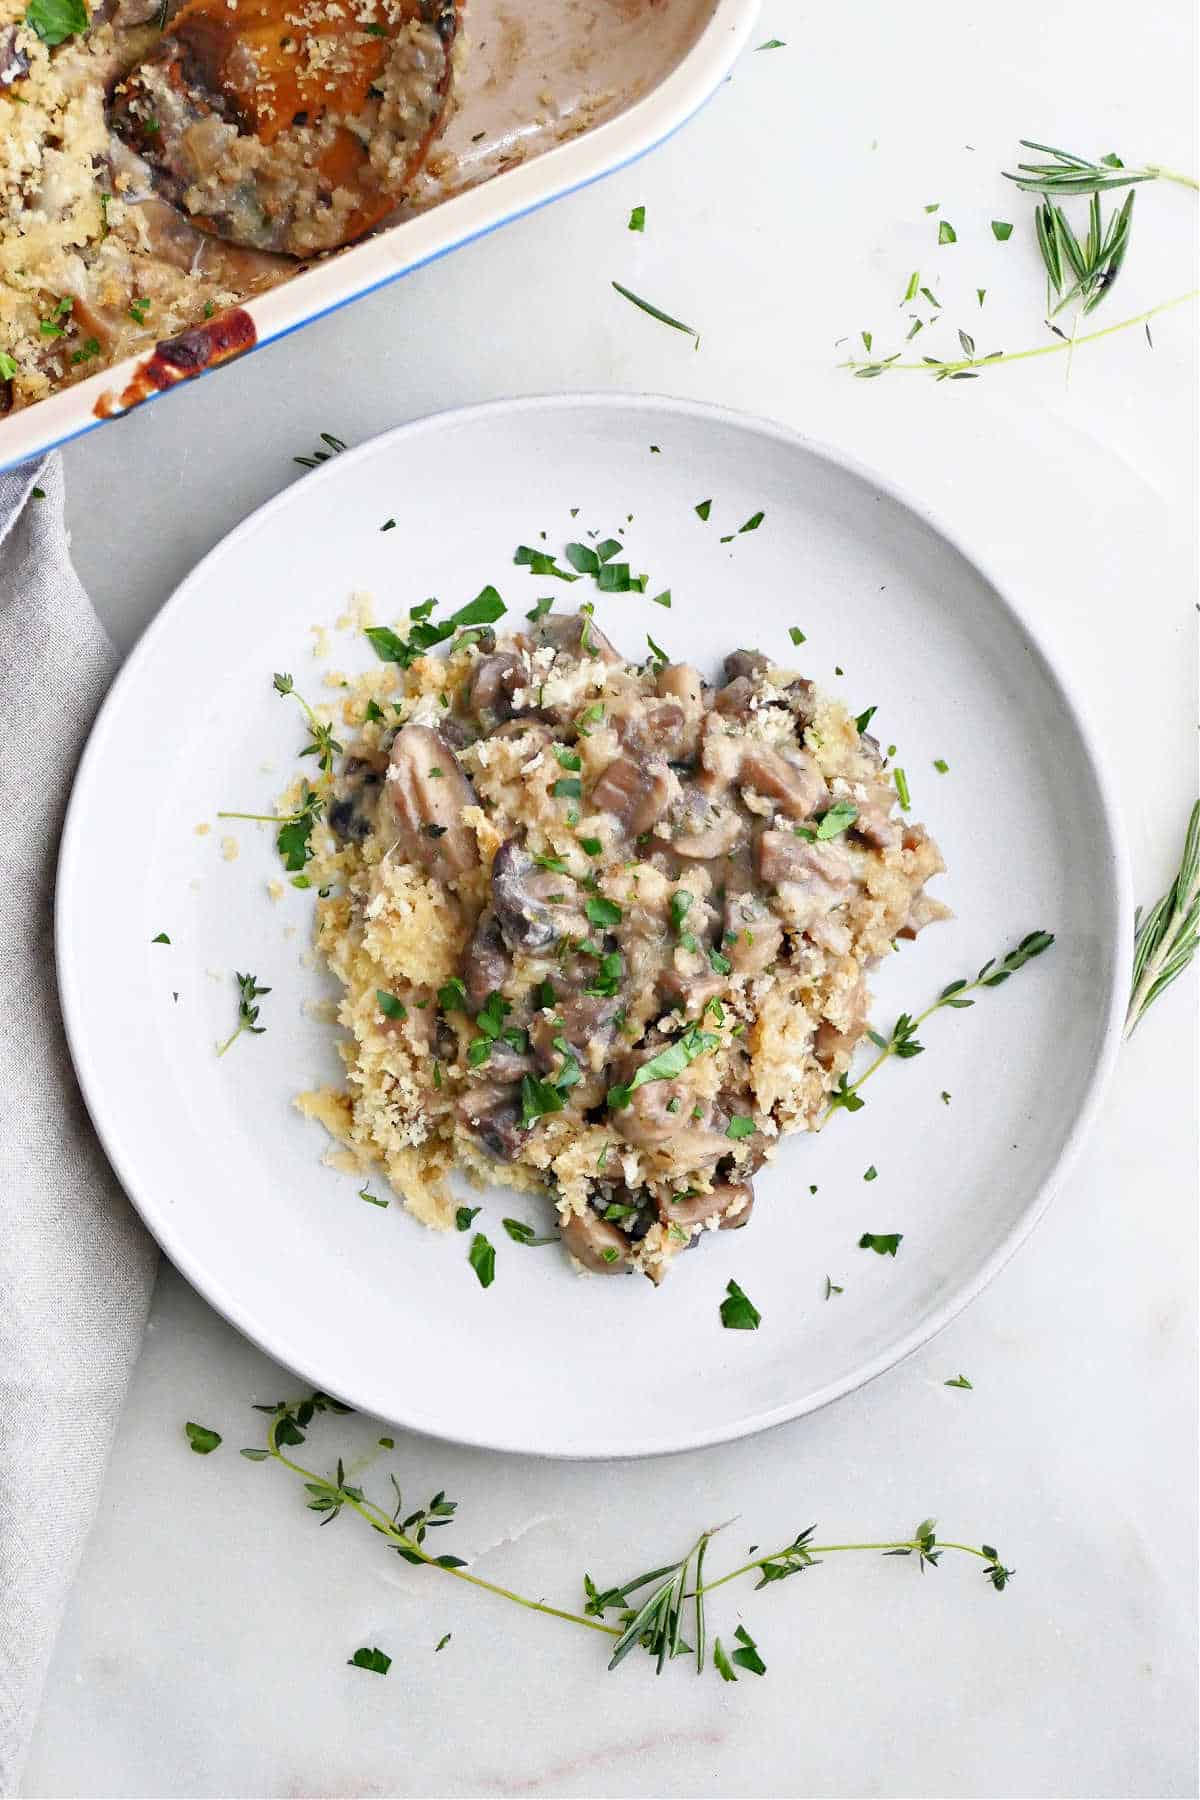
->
left=1126, top=799, right=1200, bottom=1036
left=216, top=971, right=270, bottom=1056
left=271, top=672, right=342, bottom=777
left=229, top=1397, right=1009, bottom=1681
left=824, top=931, right=1055, bottom=1120
left=841, top=291, right=1199, bottom=381
left=1004, top=141, right=1199, bottom=196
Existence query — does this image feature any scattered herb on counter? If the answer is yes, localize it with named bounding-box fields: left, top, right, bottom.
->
left=151, top=932, right=170, bottom=944
left=185, top=1422, right=222, bottom=1454
left=859, top=1232, right=903, bottom=1256
left=825, top=930, right=1055, bottom=1120
left=933, top=758, right=950, bottom=773
left=380, top=518, right=396, bottom=532
left=755, top=36, right=785, bottom=48
left=358, top=1186, right=388, bottom=1209
left=937, top=221, right=958, bottom=244
left=863, top=1165, right=878, bottom=1182
left=435, top=1633, right=452, bottom=1652
left=720, top=1278, right=761, bottom=1330
left=230, top=1395, right=1012, bottom=1681
left=455, top=1205, right=481, bottom=1232
left=945, top=1374, right=973, bottom=1389
left=1126, top=798, right=1200, bottom=1034
left=651, top=589, right=672, bottom=608
left=514, top=544, right=578, bottom=581
left=628, top=205, right=646, bottom=232
left=215, top=971, right=270, bottom=1056
left=1003, top=140, right=1199, bottom=196
left=991, top=220, right=1014, bottom=239
left=694, top=498, right=712, bottom=520
left=854, top=704, right=877, bottom=734
left=788, top=626, right=806, bottom=645
left=893, top=767, right=911, bottom=809
left=824, top=1277, right=844, bottom=1299
left=348, top=1647, right=391, bottom=1675
left=468, top=1233, right=496, bottom=1289
left=738, top=511, right=765, bottom=533
left=294, top=432, right=347, bottom=470
left=611, top=280, right=701, bottom=349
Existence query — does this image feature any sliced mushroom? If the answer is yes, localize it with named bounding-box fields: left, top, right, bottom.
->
left=531, top=992, right=619, bottom=1072
left=656, top=963, right=726, bottom=1015
left=784, top=678, right=817, bottom=727
left=491, top=839, right=585, bottom=951
left=328, top=754, right=385, bottom=842
left=384, top=724, right=478, bottom=881
left=532, top=611, right=621, bottom=664
left=468, top=652, right=525, bottom=724
left=654, top=663, right=705, bottom=759
left=561, top=1208, right=631, bottom=1273
left=658, top=1180, right=754, bottom=1232
left=1, top=26, right=30, bottom=90
left=610, top=1075, right=729, bottom=1164
left=723, top=887, right=784, bottom=975
left=463, top=910, right=510, bottom=1009
left=668, top=784, right=746, bottom=860
left=739, top=745, right=826, bottom=820
left=455, top=1083, right=527, bottom=1162
left=723, top=649, right=769, bottom=683
left=592, top=754, right=671, bottom=837
left=713, top=677, right=756, bottom=719
left=758, top=833, right=856, bottom=932
left=851, top=793, right=901, bottom=851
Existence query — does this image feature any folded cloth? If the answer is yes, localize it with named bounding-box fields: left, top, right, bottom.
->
left=0, top=455, right=157, bottom=1798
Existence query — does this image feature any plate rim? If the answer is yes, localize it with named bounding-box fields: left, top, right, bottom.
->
left=55, top=392, right=1133, bottom=1458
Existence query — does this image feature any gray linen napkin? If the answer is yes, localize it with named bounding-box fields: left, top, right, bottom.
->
left=0, top=454, right=157, bottom=1798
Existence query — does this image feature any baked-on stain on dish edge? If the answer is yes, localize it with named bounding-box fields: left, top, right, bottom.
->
left=93, top=309, right=258, bottom=420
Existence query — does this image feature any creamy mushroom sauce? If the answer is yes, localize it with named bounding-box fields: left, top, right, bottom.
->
left=299, top=610, right=949, bottom=1282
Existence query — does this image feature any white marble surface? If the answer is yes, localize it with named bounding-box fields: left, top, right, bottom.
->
left=23, top=0, right=1199, bottom=1793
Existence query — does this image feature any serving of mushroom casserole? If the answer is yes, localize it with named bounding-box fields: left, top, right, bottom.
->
left=296, top=606, right=950, bottom=1283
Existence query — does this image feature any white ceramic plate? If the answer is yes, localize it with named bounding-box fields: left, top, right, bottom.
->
left=56, top=396, right=1130, bottom=1458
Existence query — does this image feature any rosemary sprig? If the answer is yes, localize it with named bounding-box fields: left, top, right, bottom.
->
left=1126, top=799, right=1200, bottom=1036
left=216, top=971, right=270, bottom=1056
left=841, top=291, right=1199, bottom=381
left=1004, top=140, right=1199, bottom=196
left=1036, top=190, right=1135, bottom=317
left=824, top=931, right=1055, bottom=1120
left=229, top=1397, right=1008, bottom=1681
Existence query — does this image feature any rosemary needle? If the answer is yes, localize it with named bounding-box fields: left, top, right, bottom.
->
left=611, top=281, right=701, bottom=349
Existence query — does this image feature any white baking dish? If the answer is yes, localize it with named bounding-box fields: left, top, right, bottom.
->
left=0, top=0, right=758, bottom=473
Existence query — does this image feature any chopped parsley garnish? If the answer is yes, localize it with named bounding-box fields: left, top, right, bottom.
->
left=669, top=890, right=693, bottom=933
left=468, top=1233, right=495, bottom=1288
left=719, top=1279, right=761, bottom=1330
left=933, top=758, right=950, bottom=773
left=532, top=852, right=568, bottom=872
left=945, top=1374, right=973, bottom=1389
left=756, top=36, right=785, bottom=48
left=991, top=220, right=1014, bottom=240
left=358, top=1186, right=388, bottom=1209
left=863, top=1164, right=878, bottom=1181
left=364, top=698, right=386, bottom=723
left=726, top=1116, right=755, bottom=1139
left=455, top=1205, right=481, bottom=1232
left=937, top=220, right=958, bottom=244
left=376, top=989, right=407, bottom=1020
left=788, top=626, right=806, bottom=645
left=451, top=586, right=506, bottom=628
left=526, top=595, right=554, bottom=622
left=502, top=1217, right=558, bottom=1246
left=707, top=946, right=731, bottom=975
left=184, top=1422, right=222, bottom=1454
left=607, top=1026, right=717, bottom=1110
left=514, top=544, right=578, bottom=581
left=585, top=896, right=622, bottom=929
left=69, top=337, right=101, bottom=366
left=650, top=589, right=672, bottom=608
left=128, top=297, right=151, bottom=326
left=435, top=1633, right=452, bottom=1652
left=475, top=990, right=511, bottom=1040
left=628, top=205, right=646, bottom=232
left=348, top=1647, right=391, bottom=1674
left=380, top=518, right=396, bottom=532
left=694, top=499, right=712, bottom=520
left=854, top=705, right=877, bottom=734
left=859, top=1232, right=902, bottom=1256
left=579, top=836, right=603, bottom=856
left=24, top=0, right=89, bottom=47
left=520, top=1073, right=566, bottom=1127
left=739, top=511, right=765, bottom=533
left=553, top=745, right=582, bottom=771
left=151, top=932, right=170, bottom=944
left=584, top=951, right=623, bottom=998
left=552, top=777, right=582, bottom=800
left=438, top=977, right=468, bottom=1013
left=815, top=801, right=858, bottom=839
left=645, top=633, right=669, bottom=668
